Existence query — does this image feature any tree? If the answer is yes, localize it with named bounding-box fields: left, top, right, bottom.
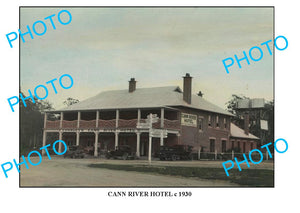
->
left=225, top=94, right=249, bottom=114
left=63, top=97, right=79, bottom=107
left=226, top=94, right=274, bottom=149
left=20, top=91, right=54, bottom=155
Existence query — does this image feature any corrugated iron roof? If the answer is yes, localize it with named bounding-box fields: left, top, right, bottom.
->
left=230, top=123, right=259, bottom=140
left=50, top=86, right=233, bottom=116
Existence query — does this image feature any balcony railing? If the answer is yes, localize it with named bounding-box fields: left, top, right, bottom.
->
left=118, top=119, right=138, bottom=128
left=80, top=120, right=96, bottom=128
left=62, top=120, right=77, bottom=129
left=152, top=118, right=161, bottom=128
left=45, top=120, right=60, bottom=129
left=45, top=118, right=180, bottom=130
left=98, top=119, right=116, bottom=129
left=164, top=119, right=181, bottom=130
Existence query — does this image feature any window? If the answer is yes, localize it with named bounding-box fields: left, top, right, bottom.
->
left=250, top=143, right=253, bottom=150
left=237, top=141, right=240, bottom=151
left=231, top=141, right=234, bottom=149
left=243, top=142, right=246, bottom=153
left=216, top=116, right=219, bottom=128
left=208, top=115, right=211, bottom=127
left=198, top=117, right=203, bottom=131
left=224, top=118, right=227, bottom=129
left=222, top=140, right=226, bottom=153
left=209, top=139, right=215, bottom=152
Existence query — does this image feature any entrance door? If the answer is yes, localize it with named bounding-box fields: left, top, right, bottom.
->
left=209, top=139, right=215, bottom=152
left=141, top=141, right=145, bottom=156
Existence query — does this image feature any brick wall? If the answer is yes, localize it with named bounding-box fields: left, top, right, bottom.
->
left=174, top=106, right=231, bottom=153
left=230, top=138, right=258, bottom=153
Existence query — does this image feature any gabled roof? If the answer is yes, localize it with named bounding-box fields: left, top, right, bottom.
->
left=230, top=123, right=259, bottom=140
left=53, top=86, right=233, bottom=116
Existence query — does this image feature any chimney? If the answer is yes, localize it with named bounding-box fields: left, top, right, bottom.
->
left=183, top=73, right=192, bottom=104
left=129, top=78, right=136, bottom=93
left=244, top=112, right=249, bottom=135
left=197, top=91, right=204, bottom=97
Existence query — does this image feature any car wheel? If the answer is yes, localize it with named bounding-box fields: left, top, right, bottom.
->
left=171, top=155, right=177, bottom=161
left=122, top=153, right=129, bottom=160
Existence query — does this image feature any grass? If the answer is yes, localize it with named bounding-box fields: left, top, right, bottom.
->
left=88, top=163, right=274, bottom=187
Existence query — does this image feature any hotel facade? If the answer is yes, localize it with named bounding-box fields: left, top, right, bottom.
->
left=42, top=74, right=259, bottom=157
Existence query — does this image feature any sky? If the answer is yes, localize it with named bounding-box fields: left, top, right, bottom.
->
left=20, top=7, right=274, bottom=110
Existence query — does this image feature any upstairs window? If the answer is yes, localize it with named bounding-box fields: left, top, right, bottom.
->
left=224, top=118, right=227, bottom=129
left=216, top=116, right=219, bottom=128
left=199, top=117, right=203, bottom=131
left=208, top=115, right=212, bottom=127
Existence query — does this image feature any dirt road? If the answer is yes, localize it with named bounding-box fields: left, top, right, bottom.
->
left=20, top=157, right=254, bottom=187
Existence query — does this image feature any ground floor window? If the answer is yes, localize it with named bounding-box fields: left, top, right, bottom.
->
left=210, top=139, right=215, bottom=152
left=222, top=140, right=226, bottom=153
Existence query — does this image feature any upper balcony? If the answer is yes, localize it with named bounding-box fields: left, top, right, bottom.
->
left=45, top=118, right=180, bottom=131
left=44, top=108, right=181, bottom=131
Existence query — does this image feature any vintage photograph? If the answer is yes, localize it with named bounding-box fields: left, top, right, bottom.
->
left=19, top=7, right=274, bottom=187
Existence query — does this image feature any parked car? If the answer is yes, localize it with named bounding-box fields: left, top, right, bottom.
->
left=105, top=145, right=135, bottom=160
left=84, top=146, right=94, bottom=155
left=159, top=145, right=193, bottom=161
left=64, top=145, right=85, bottom=159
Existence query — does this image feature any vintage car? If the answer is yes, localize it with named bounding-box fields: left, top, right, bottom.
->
left=64, top=145, right=85, bottom=159
left=105, top=145, right=135, bottom=160
left=83, top=146, right=94, bottom=155
left=159, top=145, right=193, bottom=161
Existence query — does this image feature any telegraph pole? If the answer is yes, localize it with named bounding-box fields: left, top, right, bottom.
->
left=137, top=113, right=158, bottom=165
left=148, top=113, right=153, bottom=164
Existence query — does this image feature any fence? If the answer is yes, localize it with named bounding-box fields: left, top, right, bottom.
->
left=193, top=150, right=274, bottom=161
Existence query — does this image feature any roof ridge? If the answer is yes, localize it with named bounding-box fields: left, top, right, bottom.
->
left=98, top=85, right=180, bottom=93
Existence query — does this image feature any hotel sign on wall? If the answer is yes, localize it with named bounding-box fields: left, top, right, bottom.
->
left=181, top=113, right=197, bottom=127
